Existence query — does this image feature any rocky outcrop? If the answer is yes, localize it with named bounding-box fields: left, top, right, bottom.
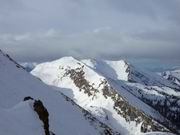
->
left=101, top=80, right=172, bottom=133
left=64, top=66, right=98, bottom=97
left=33, top=100, right=50, bottom=135
left=23, top=96, right=52, bottom=135
left=62, top=66, right=171, bottom=134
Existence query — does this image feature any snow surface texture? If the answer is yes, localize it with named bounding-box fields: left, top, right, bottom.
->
left=0, top=50, right=118, bottom=135
left=32, top=56, right=179, bottom=135
left=0, top=101, right=43, bottom=135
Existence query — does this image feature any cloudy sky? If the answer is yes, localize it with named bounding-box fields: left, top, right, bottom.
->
left=0, top=0, right=180, bottom=67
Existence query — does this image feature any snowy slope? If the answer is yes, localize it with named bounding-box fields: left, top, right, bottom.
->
left=0, top=50, right=118, bottom=135
left=0, top=100, right=43, bottom=135
left=32, top=57, right=177, bottom=135
left=82, top=59, right=180, bottom=130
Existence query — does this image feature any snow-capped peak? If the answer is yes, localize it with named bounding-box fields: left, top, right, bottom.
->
left=0, top=50, right=120, bottom=135
left=32, top=56, right=178, bottom=134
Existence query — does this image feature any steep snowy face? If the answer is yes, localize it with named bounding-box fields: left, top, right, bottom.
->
left=32, top=56, right=176, bottom=135
left=0, top=50, right=118, bottom=135
left=81, top=59, right=129, bottom=81
left=82, top=59, right=180, bottom=90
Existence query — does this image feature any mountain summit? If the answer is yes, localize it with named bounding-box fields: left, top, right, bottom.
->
left=32, top=56, right=180, bottom=135
left=0, top=50, right=120, bottom=135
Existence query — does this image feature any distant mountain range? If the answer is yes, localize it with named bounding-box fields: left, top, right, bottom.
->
left=158, top=69, right=180, bottom=87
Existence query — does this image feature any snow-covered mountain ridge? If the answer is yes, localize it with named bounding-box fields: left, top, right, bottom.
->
left=0, top=50, right=120, bottom=135
left=32, top=56, right=180, bottom=135
left=81, top=59, right=180, bottom=90
left=81, top=59, right=180, bottom=129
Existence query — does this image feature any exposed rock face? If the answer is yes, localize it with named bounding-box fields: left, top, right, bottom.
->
left=23, top=97, right=52, bottom=135
left=64, top=66, right=99, bottom=97
left=33, top=100, right=50, bottom=135
left=63, top=66, right=170, bottom=133
left=101, top=81, right=167, bottom=133
left=23, top=96, right=34, bottom=101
